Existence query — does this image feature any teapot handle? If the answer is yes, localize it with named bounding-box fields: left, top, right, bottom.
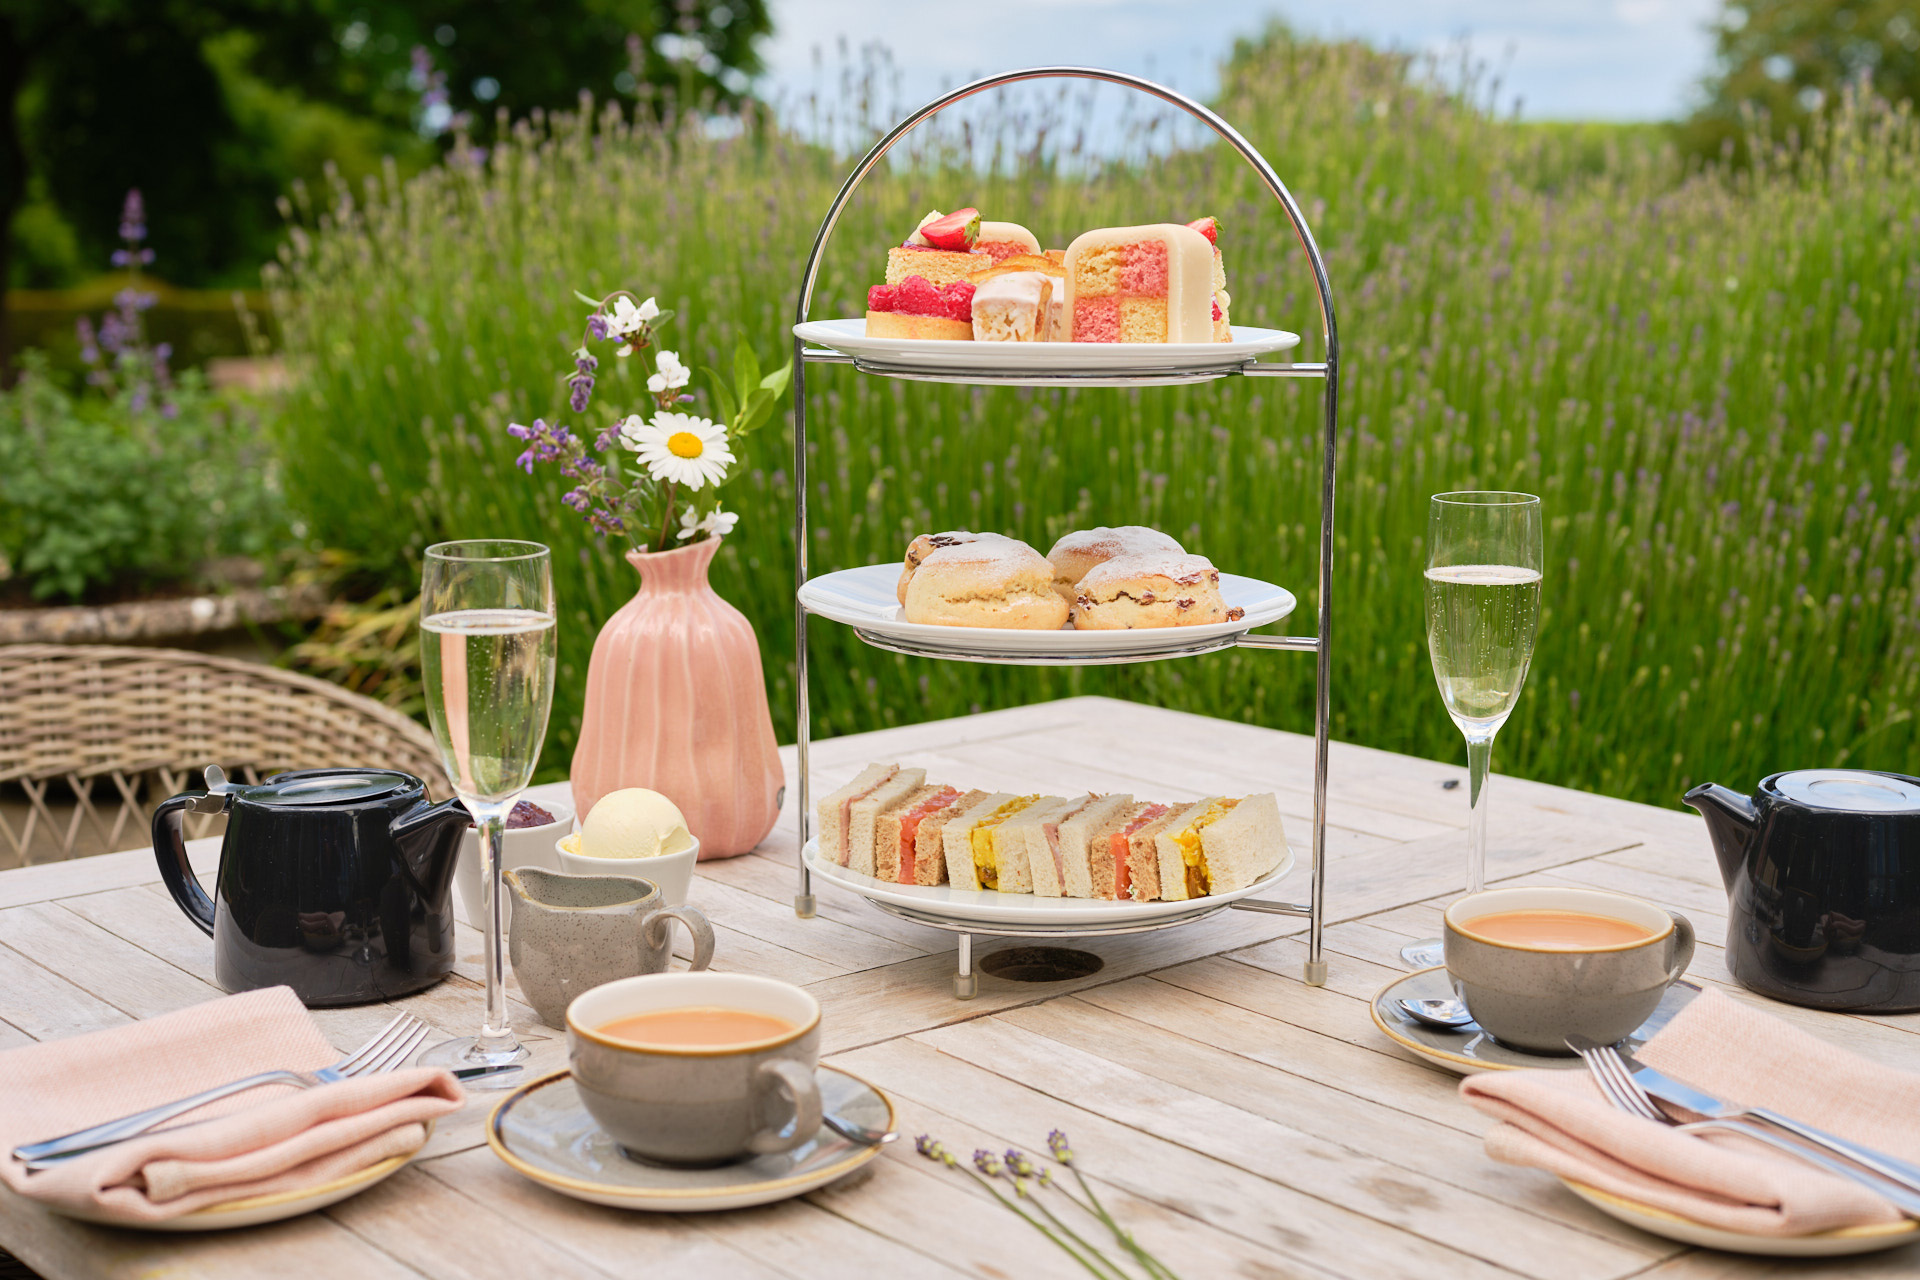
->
left=153, top=792, right=224, bottom=937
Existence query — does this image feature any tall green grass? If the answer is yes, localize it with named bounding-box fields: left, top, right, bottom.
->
left=267, top=33, right=1920, bottom=806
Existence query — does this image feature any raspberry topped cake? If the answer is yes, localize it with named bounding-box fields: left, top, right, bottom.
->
left=1061, top=223, right=1216, bottom=343
left=866, top=276, right=976, bottom=340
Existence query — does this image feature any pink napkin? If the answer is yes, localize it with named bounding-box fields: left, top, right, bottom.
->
left=1461, top=985, right=1920, bottom=1236
left=0, top=987, right=463, bottom=1223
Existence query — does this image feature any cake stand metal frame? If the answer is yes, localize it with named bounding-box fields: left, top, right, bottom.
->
left=788, top=66, right=1339, bottom=997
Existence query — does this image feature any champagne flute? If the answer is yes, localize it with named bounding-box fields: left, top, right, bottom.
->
left=417, top=540, right=556, bottom=1079
left=1399, top=493, right=1543, bottom=969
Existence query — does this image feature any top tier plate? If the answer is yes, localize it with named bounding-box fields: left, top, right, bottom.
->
left=793, top=320, right=1302, bottom=387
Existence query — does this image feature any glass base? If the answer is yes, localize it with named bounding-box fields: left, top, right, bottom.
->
left=420, top=1036, right=531, bottom=1088
left=1399, top=938, right=1445, bottom=969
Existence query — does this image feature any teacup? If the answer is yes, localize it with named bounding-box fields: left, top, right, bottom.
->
left=568, top=972, right=823, bottom=1166
left=505, top=868, right=713, bottom=1029
left=1444, top=886, right=1695, bottom=1053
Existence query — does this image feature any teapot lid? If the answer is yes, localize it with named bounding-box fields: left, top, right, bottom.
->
left=219, top=767, right=416, bottom=807
left=1771, top=769, right=1920, bottom=813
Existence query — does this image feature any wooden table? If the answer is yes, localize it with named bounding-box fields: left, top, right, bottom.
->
left=1, top=696, right=1915, bottom=1279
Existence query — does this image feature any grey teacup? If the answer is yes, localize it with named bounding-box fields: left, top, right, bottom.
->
left=505, top=867, right=713, bottom=1029
left=568, top=972, right=823, bottom=1166
left=1444, top=886, right=1695, bottom=1054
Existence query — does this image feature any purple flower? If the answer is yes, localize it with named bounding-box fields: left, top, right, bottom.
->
left=118, top=189, right=146, bottom=244
left=586, top=314, right=609, bottom=341
left=507, top=422, right=534, bottom=441
left=594, top=426, right=619, bottom=452
left=569, top=376, right=593, bottom=412
left=515, top=448, right=538, bottom=474
left=561, top=487, right=592, bottom=512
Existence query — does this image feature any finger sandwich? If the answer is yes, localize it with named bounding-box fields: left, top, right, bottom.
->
left=944, top=793, right=1038, bottom=891
left=873, top=784, right=962, bottom=885
left=1086, top=802, right=1170, bottom=900
left=991, top=795, right=1073, bottom=895
left=912, top=788, right=990, bottom=887
left=841, top=766, right=928, bottom=875
left=816, top=764, right=906, bottom=867
left=1025, top=793, right=1132, bottom=898
left=1154, top=793, right=1287, bottom=900
left=1124, top=803, right=1188, bottom=901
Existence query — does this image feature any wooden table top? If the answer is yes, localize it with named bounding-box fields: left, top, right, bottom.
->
left=1, top=696, right=1915, bottom=1279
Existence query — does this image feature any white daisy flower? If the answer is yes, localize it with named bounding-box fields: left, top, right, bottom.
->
left=605, top=295, right=660, bottom=343
left=621, top=412, right=733, bottom=489
left=677, top=506, right=704, bottom=541
left=648, top=349, right=690, bottom=395
left=678, top=506, right=741, bottom=541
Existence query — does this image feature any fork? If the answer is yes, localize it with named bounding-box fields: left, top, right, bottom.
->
left=14, top=1012, right=432, bottom=1169
left=1567, top=1035, right=1920, bottom=1219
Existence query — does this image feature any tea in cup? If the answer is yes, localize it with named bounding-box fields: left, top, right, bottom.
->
left=568, top=972, right=822, bottom=1166
left=1443, top=886, right=1695, bottom=1053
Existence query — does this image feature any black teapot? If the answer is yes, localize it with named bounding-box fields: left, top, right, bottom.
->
left=155, top=766, right=470, bottom=1007
left=1685, top=770, right=1920, bottom=1012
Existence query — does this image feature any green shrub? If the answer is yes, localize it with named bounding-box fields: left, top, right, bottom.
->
left=267, top=34, right=1919, bottom=807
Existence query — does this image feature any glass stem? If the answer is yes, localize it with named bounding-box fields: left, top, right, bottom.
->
left=477, top=810, right=518, bottom=1050
left=1465, top=732, right=1494, bottom=895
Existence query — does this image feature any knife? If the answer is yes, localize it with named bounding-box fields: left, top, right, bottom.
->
left=1620, top=1050, right=1920, bottom=1202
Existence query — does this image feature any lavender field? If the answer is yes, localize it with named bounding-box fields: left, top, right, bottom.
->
left=267, top=32, right=1920, bottom=808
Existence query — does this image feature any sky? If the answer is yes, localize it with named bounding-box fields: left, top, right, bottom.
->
left=760, top=0, right=1724, bottom=124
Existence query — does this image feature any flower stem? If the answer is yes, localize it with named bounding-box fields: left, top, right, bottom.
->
left=656, top=482, right=677, bottom=551
left=958, top=1169, right=1128, bottom=1280
left=1069, top=1165, right=1180, bottom=1280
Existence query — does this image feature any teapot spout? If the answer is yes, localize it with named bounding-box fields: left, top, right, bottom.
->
left=1682, top=783, right=1758, bottom=888
left=391, top=796, right=471, bottom=903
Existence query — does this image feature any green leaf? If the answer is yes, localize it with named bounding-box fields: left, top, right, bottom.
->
left=572, top=290, right=604, bottom=308
left=703, top=366, right=739, bottom=429
left=732, top=338, right=761, bottom=399
left=758, top=358, right=793, bottom=398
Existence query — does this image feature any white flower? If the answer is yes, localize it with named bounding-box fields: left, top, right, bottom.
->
left=621, top=412, right=734, bottom=489
left=648, top=349, right=690, bottom=395
left=605, top=295, right=660, bottom=344
left=678, top=506, right=740, bottom=542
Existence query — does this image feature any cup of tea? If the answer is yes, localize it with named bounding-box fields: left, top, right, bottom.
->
left=1443, top=886, right=1695, bottom=1053
left=567, top=972, right=823, bottom=1166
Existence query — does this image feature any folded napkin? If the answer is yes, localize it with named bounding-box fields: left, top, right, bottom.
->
left=1461, top=985, right=1920, bottom=1236
left=0, top=987, right=463, bottom=1223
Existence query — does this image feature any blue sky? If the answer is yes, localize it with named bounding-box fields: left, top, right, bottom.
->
left=761, top=0, right=1723, bottom=123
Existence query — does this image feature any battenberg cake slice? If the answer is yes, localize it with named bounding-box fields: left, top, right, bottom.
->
left=913, top=788, right=990, bottom=887
left=1156, top=792, right=1286, bottom=899
left=874, top=783, right=962, bottom=884
left=1025, top=793, right=1131, bottom=898
left=844, top=767, right=927, bottom=877
left=1187, top=216, right=1231, bottom=341
left=1062, top=223, right=1216, bottom=343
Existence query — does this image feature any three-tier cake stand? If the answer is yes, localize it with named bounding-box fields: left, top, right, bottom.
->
left=788, top=67, right=1340, bottom=997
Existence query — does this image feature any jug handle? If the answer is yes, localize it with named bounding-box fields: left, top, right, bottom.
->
left=153, top=792, right=224, bottom=937
left=642, top=905, right=715, bottom=972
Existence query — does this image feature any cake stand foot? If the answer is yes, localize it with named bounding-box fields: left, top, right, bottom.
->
left=954, top=932, right=978, bottom=1000
left=1303, top=957, right=1328, bottom=987
left=794, top=893, right=816, bottom=919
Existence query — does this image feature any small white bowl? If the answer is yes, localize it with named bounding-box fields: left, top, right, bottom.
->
left=453, top=798, right=575, bottom=927
left=555, top=832, right=699, bottom=906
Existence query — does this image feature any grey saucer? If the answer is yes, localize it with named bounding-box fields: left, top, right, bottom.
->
left=1370, top=966, right=1701, bottom=1075
left=487, top=1067, right=891, bottom=1211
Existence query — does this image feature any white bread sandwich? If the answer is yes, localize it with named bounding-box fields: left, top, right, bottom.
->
left=1087, top=801, right=1172, bottom=900
left=942, top=793, right=1033, bottom=891
left=873, top=783, right=962, bottom=885
left=842, top=767, right=927, bottom=877
left=815, top=763, right=905, bottom=867
left=1025, top=793, right=1132, bottom=898
left=991, top=795, right=1073, bottom=895
left=1154, top=793, right=1286, bottom=900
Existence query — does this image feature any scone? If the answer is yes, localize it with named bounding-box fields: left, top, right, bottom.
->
left=1070, top=552, right=1245, bottom=629
left=1045, top=526, right=1184, bottom=605
left=903, top=538, right=1069, bottom=629
left=897, top=531, right=1010, bottom=604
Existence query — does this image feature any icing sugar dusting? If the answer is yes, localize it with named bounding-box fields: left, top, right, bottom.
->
left=1079, top=551, right=1219, bottom=590
left=1049, top=526, right=1185, bottom=564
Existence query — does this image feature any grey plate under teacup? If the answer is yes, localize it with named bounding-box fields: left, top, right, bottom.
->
left=487, top=1067, right=892, bottom=1211
left=1369, top=967, right=1702, bottom=1075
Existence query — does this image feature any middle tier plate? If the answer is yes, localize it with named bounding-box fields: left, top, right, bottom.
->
left=802, top=838, right=1295, bottom=928
left=798, top=563, right=1296, bottom=663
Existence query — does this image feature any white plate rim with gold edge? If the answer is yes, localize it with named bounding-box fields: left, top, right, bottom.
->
left=1561, top=1179, right=1920, bottom=1256
left=802, top=838, right=1295, bottom=927
left=797, top=563, right=1296, bottom=657
left=793, top=319, right=1301, bottom=373
left=486, top=1067, right=890, bottom=1212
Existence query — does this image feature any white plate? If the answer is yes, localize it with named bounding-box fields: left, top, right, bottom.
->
left=488, top=1068, right=890, bottom=1212
left=794, top=319, right=1301, bottom=386
left=798, top=563, right=1295, bottom=663
left=1561, top=1180, right=1920, bottom=1256
left=802, top=838, right=1294, bottom=929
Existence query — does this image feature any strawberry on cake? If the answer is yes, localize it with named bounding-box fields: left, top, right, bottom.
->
left=888, top=209, right=990, bottom=287
left=1187, top=216, right=1231, bottom=341
left=866, top=276, right=976, bottom=340
left=1062, top=222, right=1216, bottom=343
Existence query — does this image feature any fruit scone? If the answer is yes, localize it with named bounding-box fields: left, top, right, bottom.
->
left=1062, top=222, right=1217, bottom=343
left=1070, top=552, right=1246, bottom=629
left=900, top=534, right=1069, bottom=630
left=1045, top=526, right=1186, bottom=606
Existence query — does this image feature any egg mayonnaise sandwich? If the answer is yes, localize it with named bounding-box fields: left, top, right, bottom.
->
left=1152, top=792, right=1287, bottom=901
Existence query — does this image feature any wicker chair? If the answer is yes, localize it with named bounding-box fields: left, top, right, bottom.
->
left=0, top=644, right=450, bottom=865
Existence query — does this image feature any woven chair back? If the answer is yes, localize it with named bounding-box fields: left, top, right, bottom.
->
left=0, top=644, right=450, bottom=865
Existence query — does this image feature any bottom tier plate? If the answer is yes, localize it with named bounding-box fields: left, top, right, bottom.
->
left=801, top=838, right=1295, bottom=929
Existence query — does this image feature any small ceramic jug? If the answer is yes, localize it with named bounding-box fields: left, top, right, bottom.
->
left=505, top=868, right=714, bottom=1028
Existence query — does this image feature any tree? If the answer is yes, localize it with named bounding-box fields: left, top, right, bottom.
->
left=1682, top=0, right=1920, bottom=159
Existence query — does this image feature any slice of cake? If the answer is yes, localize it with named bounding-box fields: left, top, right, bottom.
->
left=970, top=271, right=1053, bottom=342
left=1187, top=216, right=1230, bottom=341
left=1088, top=801, right=1170, bottom=900
left=874, top=783, right=962, bottom=884
left=1062, top=223, right=1215, bottom=343
left=866, top=276, right=976, bottom=340
left=975, top=220, right=1042, bottom=265
left=890, top=209, right=991, bottom=287
left=913, top=788, right=990, bottom=887
left=973, top=255, right=1067, bottom=339
left=1025, top=793, right=1131, bottom=898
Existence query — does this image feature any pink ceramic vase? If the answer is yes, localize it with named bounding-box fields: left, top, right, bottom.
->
left=570, top=538, right=783, bottom=858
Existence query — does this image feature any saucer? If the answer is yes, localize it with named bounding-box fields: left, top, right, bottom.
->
left=1562, top=1180, right=1920, bottom=1256
left=1369, top=967, right=1701, bottom=1075
left=487, top=1067, right=892, bottom=1211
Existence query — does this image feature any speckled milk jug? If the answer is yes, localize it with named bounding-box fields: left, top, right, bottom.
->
left=570, top=538, right=783, bottom=857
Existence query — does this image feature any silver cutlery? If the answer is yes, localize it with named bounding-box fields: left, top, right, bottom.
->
left=821, top=1108, right=897, bottom=1147
left=15, top=1012, right=431, bottom=1168
left=1396, top=995, right=1475, bottom=1029
left=1567, top=1035, right=1920, bottom=1219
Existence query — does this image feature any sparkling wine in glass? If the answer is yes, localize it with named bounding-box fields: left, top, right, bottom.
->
left=417, top=540, right=556, bottom=1079
left=1400, top=493, right=1542, bottom=970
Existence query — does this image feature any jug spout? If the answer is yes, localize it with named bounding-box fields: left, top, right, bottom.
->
left=390, top=796, right=471, bottom=902
left=1682, top=783, right=1758, bottom=888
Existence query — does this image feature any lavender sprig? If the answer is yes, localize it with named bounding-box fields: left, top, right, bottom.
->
left=913, top=1139, right=1121, bottom=1279
left=1048, top=1132, right=1177, bottom=1280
